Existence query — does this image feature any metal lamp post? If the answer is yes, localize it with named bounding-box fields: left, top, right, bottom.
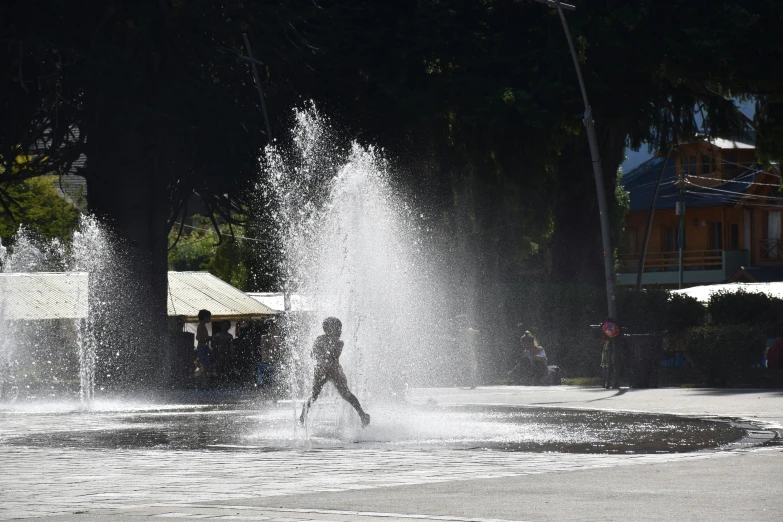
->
left=529, top=0, right=617, bottom=319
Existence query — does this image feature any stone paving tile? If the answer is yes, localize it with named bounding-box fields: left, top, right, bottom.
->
left=0, top=444, right=737, bottom=520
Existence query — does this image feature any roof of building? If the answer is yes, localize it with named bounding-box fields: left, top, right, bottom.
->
left=0, top=272, right=89, bottom=320
left=167, top=272, right=276, bottom=322
left=671, top=282, right=783, bottom=303
left=621, top=156, right=764, bottom=212
left=727, top=265, right=783, bottom=283
left=246, top=292, right=311, bottom=313
left=707, top=137, right=755, bottom=150
left=0, top=271, right=275, bottom=322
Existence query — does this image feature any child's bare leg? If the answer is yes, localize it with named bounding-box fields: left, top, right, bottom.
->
left=299, top=371, right=327, bottom=425
left=334, top=367, right=370, bottom=426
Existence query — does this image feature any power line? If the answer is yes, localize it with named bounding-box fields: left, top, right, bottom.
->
left=683, top=182, right=783, bottom=201
left=685, top=173, right=782, bottom=188
left=685, top=191, right=783, bottom=209
left=624, top=179, right=677, bottom=191
left=172, top=222, right=264, bottom=243
left=696, top=152, right=781, bottom=179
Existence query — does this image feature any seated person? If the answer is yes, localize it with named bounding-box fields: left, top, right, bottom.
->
left=510, top=331, right=550, bottom=385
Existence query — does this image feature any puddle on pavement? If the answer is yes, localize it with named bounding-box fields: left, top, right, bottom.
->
left=0, top=400, right=747, bottom=454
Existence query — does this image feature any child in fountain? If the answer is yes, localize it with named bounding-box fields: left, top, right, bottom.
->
left=299, top=317, right=371, bottom=427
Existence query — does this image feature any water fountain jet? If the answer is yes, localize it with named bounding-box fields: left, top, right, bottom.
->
left=262, top=106, right=459, bottom=432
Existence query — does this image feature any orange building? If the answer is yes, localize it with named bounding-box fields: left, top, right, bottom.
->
left=618, top=138, right=783, bottom=288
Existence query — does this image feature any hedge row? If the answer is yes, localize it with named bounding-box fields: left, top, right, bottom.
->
left=620, top=289, right=783, bottom=386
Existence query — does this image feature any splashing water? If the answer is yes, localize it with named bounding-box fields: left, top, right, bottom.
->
left=70, top=215, right=115, bottom=405
left=263, top=106, right=458, bottom=429
left=0, top=215, right=116, bottom=407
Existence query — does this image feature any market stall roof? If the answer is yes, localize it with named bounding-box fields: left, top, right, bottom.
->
left=246, top=292, right=311, bottom=313
left=168, top=272, right=275, bottom=322
left=670, top=282, right=783, bottom=303
left=0, top=272, right=88, bottom=320
left=0, top=271, right=274, bottom=322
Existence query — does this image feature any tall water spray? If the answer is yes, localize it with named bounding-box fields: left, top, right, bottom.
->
left=263, top=107, right=456, bottom=414
left=70, top=215, right=113, bottom=404
left=0, top=215, right=114, bottom=405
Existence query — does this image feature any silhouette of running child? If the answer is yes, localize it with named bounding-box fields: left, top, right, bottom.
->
left=299, top=317, right=371, bottom=427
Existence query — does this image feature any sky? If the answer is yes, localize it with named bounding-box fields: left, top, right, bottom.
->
left=620, top=99, right=757, bottom=173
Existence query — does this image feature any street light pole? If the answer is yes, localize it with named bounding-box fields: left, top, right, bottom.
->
left=530, top=0, right=618, bottom=319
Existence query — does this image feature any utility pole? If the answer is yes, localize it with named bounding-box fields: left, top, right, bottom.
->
left=677, top=182, right=686, bottom=289
left=636, top=147, right=673, bottom=292
left=529, top=0, right=617, bottom=319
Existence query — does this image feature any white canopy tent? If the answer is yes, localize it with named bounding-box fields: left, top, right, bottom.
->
left=0, top=272, right=88, bottom=321
left=0, top=271, right=275, bottom=322
left=670, top=282, right=783, bottom=303
left=246, top=292, right=311, bottom=314
left=167, top=272, right=275, bottom=322
left=167, top=272, right=277, bottom=345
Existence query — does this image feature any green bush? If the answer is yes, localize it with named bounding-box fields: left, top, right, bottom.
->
left=616, top=290, right=706, bottom=335
left=708, top=290, right=782, bottom=332
left=684, top=325, right=764, bottom=386
left=618, top=289, right=669, bottom=333
left=665, top=293, right=706, bottom=333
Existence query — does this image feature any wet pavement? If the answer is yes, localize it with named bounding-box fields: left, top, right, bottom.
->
left=0, top=400, right=745, bottom=454
left=1, top=386, right=781, bottom=521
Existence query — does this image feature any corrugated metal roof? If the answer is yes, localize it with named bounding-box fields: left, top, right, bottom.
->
left=708, top=138, right=754, bottom=150
left=0, top=271, right=274, bottom=322
left=0, top=272, right=88, bottom=320
left=621, top=157, right=765, bottom=212
left=168, top=272, right=275, bottom=322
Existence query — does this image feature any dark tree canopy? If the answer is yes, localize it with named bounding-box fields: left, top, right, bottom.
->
left=3, top=0, right=783, bottom=379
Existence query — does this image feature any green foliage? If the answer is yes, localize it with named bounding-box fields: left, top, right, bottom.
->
left=0, top=176, right=80, bottom=245
left=708, top=290, right=783, bottom=334
left=665, top=293, right=706, bottom=333
left=5, top=0, right=783, bottom=383
left=168, top=216, right=259, bottom=291
left=684, top=325, right=764, bottom=386
left=617, top=289, right=669, bottom=333
left=615, top=289, right=705, bottom=335
left=612, top=168, right=631, bottom=251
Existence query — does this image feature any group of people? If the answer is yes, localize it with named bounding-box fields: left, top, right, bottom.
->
left=194, top=310, right=239, bottom=384
left=509, top=323, right=624, bottom=388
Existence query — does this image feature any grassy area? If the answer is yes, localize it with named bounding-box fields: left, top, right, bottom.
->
left=561, top=377, right=601, bottom=386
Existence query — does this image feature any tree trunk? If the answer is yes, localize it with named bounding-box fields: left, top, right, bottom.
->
left=85, top=125, right=171, bottom=389
left=550, top=119, right=628, bottom=288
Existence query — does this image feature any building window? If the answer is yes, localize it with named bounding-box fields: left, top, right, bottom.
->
left=663, top=226, right=683, bottom=252
left=708, top=222, right=723, bottom=250
left=701, top=154, right=714, bottom=174
left=683, top=155, right=697, bottom=174
left=729, top=223, right=739, bottom=250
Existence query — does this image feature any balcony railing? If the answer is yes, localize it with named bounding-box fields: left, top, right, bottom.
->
left=618, top=250, right=723, bottom=273
left=759, top=239, right=783, bottom=261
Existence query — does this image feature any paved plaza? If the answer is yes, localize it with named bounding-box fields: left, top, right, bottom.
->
left=1, top=386, right=781, bottom=521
